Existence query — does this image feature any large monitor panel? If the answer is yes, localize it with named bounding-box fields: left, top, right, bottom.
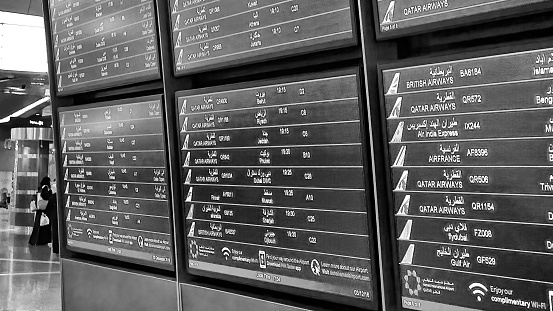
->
left=177, top=69, right=376, bottom=308
left=381, top=47, right=553, bottom=310
left=169, top=0, right=356, bottom=75
left=58, top=95, right=174, bottom=270
left=48, top=0, right=161, bottom=95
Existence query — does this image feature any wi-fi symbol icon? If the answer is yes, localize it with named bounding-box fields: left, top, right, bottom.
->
left=221, top=247, right=231, bottom=260
left=469, top=282, right=488, bottom=302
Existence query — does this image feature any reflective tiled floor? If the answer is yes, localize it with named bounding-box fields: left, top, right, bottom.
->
left=0, top=209, right=61, bottom=311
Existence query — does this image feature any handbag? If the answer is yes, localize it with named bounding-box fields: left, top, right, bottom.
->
left=36, top=186, right=48, bottom=210
left=40, top=213, right=50, bottom=226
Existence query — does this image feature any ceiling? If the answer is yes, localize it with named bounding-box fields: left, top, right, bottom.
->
left=0, top=70, right=49, bottom=118
left=0, top=2, right=49, bottom=126
left=0, top=0, right=43, bottom=17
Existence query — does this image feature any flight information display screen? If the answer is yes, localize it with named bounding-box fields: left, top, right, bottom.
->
left=178, top=70, right=374, bottom=307
left=59, top=95, right=174, bottom=270
left=169, top=0, right=355, bottom=75
left=48, top=0, right=160, bottom=95
left=375, top=0, right=549, bottom=38
left=381, top=47, right=553, bottom=310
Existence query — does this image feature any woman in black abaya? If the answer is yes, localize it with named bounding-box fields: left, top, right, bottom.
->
left=44, top=178, right=59, bottom=254
left=28, top=177, right=52, bottom=245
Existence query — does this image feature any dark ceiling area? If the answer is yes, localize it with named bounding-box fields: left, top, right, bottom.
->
left=0, top=0, right=43, bottom=17
left=0, top=70, right=49, bottom=118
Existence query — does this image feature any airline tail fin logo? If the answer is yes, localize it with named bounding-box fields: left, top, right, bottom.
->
left=386, top=72, right=400, bottom=95
left=62, top=141, right=67, bottom=153
left=66, top=209, right=71, bottom=222
left=184, top=152, right=190, bottom=167
left=185, top=169, right=191, bottom=184
left=182, top=134, right=189, bottom=150
left=186, top=204, right=194, bottom=220
left=389, top=97, right=402, bottom=118
left=397, top=195, right=411, bottom=215
left=61, top=128, right=66, bottom=140
left=175, top=31, right=182, bottom=46
left=399, top=219, right=413, bottom=240
left=187, top=222, right=195, bottom=237
left=64, top=169, right=68, bottom=181
left=395, top=170, right=409, bottom=191
left=65, top=196, right=70, bottom=208
left=390, top=121, right=404, bottom=143
left=181, top=117, right=188, bottom=132
left=174, top=15, right=181, bottom=31
left=185, top=187, right=193, bottom=202
left=55, top=48, right=59, bottom=61
left=393, top=146, right=406, bottom=167
left=61, top=114, right=65, bottom=126
left=400, top=244, right=415, bottom=265
left=173, top=0, right=179, bottom=13
left=64, top=183, right=69, bottom=194
left=382, top=1, right=395, bottom=24
left=177, top=49, right=184, bottom=65
left=63, top=155, right=68, bottom=167
left=180, top=100, right=187, bottom=115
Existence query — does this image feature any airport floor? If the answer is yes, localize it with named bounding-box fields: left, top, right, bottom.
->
left=0, top=209, right=61, bottom=311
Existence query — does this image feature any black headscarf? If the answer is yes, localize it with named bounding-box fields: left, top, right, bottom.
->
left=38, top=177, right=52, bottom=200
left=39, top=177, right=51, bottom=189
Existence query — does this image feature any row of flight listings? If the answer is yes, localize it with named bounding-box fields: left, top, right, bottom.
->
left=47, top=0, right=549, bottom=94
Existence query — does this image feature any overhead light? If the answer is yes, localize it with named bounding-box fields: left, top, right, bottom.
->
left=0, top=97, right=50, bottom=123
left=3, top=86, right=27, bottom=95
left=6, top=86, right=26, bottom=91
left=4, top=91, right=26, bottom=95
